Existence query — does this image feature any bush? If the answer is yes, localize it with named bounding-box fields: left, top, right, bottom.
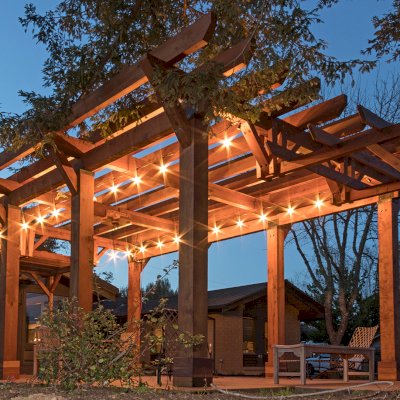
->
left=36, top=298, right=139, bottom=390
left=36, top=296, right=204, bottom=391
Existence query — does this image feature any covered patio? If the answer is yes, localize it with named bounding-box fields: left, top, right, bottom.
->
left=0, top=12, right=399, bottom=387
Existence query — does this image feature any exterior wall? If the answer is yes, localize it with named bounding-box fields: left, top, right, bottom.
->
left=285, top=304, right=300, bottom=344
left=19, top=282, right=70, bottom=374
left=210, top=309, right=243, bottom=375
left=209, top=304, right=301, bottom=376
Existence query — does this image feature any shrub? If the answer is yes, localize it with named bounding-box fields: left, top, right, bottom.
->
left=36, top=298, right=138, bottom=390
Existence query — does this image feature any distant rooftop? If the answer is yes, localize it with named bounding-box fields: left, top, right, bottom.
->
left=101, top=280, right=324, bottom=321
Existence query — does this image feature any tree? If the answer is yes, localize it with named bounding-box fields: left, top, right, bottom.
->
left=143, top=278, right=178, bottom=301
left=365, top=0, right=400, bottom=61
left=291, top=206, right=377, bottom=345
left=1, top=0, right=375, bottom=151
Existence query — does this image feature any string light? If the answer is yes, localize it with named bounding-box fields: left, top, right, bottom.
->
left=286, top=205, right=294, bottom=216
left=212, top=225, right=221, bottom=235
left=157, top=240, right=164, bottom=249
left=51, top=209, right=61, bottom=217
left=36, top=215, right=45, bottom=224
left=110, top=185, right=118, bottom=194
left=21, top=222, right=29, bottom=230
left=159, top=163, right=169, bottom=174
left=93, top=196, right=97, bottom=202
left=314, top=198, right=324, bottom=209
left=139, top=244, right=146, bottom=254
left=259, top=213, right=268, bottom=223
left=236, top=218, right=244, bottom=228
left=173, top=235, right=181, bottom=244
left=125, top=250, right=133, bottom=258
left=132, top=176, right=141, bottom=185
left=221, top=137, right=233, bottom=148
left=108, top=250, right=118, bottom=261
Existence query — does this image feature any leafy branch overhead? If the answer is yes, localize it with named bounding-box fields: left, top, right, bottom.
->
left=1, top=0, right=394, bottom=151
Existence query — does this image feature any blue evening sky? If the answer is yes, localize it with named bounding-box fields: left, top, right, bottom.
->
left=0, top=0, right=395, bottom=291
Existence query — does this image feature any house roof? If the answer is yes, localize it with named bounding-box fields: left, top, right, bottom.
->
left=207, top=282, right=267, bottom=309
left=101, top=280, right=324, bottom=321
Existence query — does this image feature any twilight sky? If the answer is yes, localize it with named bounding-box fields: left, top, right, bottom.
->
left=0, top=0, right=396, bottom=291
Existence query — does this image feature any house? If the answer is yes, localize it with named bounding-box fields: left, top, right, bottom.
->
left=103, top=280, right=324, bottom=376
left=18, top=274, right=119, bottom=375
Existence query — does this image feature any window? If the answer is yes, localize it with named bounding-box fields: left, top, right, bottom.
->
left=243, top=317, right=256, bottom=353
left=25, top=292, right=65, bottom=344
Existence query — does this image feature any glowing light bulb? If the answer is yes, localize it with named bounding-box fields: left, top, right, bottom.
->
left=236, top=218, right=244, bottom=228
left=287, top=206, right=294, bottom=216
left=108, top=250, right=118, bottom=261
left=93, top=196, right=97, bottom=202
left=173, top=235, right=181, bottom=244
left=315, top=198, right=324, bottom=209
left=259, top=213, right=268, bottom=222
left=52, top=209, right=61, bottom=217
left=212, top=225, right=221, bottom=235
left=132, top=176, right=142, bottom=185
left=139, top=245, right=146, bottom=253
left=110, top=185, right=118, bottom=194
left=221, top=137, right=233, bottom=148
left=125, top=250, right=133, bottom=258
left=36, top=215, right=45, bottom=224
left=157, top=240, right=164, bottom=249
left=21, top=222, right=29, bottom=230
left=159, top=163, right=169, bottom=174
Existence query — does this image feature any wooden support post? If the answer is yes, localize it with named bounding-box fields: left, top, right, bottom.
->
left=173, top=118, right=212, bottom=387
left=377, top=195, right=400, bottom=380
left=265, top=225, right=287, bottom=377
left=0, top=205, right=21, bottom=379
left=70, top=170, right=94, bottom=312
left=127, top=259, right=147, bottom=330
left=126, top=258, right=148, bottom=362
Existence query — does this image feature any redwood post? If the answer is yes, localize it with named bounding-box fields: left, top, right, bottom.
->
left=127, top=259, right=144, bottom=332
left=377, top=195, right=400, bottom=380
left=0, top=205, right=21, bottom=378
left=265, top=225, right=286, bottom=377
left=48, top=276, right=54, bottom=316
left=70, top=170, right=94, bottom=312
left=173, top=117, right=212, bottom=387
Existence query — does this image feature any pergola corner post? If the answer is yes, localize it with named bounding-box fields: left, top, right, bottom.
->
left=127, top=257, right=149, bottom=354
left=0, top=204, right=21, bottom=379
left=70, top=169, right=94, bottom=312
left=173, top=117, right=212, bottom=387
left=265, top=224, right=288, bottom=377
left=377, top=194, right=400, bottom=380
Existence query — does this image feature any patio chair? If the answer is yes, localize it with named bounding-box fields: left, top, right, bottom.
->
left=347, top=325, right=379, bottom=371
left=314, top=325, right=378, bottom=379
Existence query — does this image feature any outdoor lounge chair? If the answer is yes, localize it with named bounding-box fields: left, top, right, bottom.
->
left=313, top=325, right=379, bottom=379
left=346, top=325, right=379, bottom=371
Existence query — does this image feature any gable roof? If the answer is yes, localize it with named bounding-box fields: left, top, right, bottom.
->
left=101, top=280, right=324, bottom=321
left=208, top=282, right=266, bottom=309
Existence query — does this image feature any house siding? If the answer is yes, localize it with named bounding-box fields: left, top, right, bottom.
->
left=210, top=309, right=244, bottom=375
left=285, top=304, right=300, bottom=344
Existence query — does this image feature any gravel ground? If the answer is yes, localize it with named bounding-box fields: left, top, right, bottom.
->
left=0, top=383, right=399, bottom=400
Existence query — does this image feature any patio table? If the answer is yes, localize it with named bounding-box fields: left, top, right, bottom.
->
left=273, top=343, right=375, bottom=385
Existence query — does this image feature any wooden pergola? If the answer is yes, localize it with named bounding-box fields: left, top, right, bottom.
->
left=0, top=13, right=399, bottom=386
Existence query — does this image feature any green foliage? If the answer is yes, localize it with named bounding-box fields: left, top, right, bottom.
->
left=0, top=0, right=379, bottom=151
left=37, top=298, right=138, bottom=390
left=143, top=277, right=177, bottom=301
left=37, top=262, right=203, bottom=391
left=365, top=0, right=400, bottom=61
